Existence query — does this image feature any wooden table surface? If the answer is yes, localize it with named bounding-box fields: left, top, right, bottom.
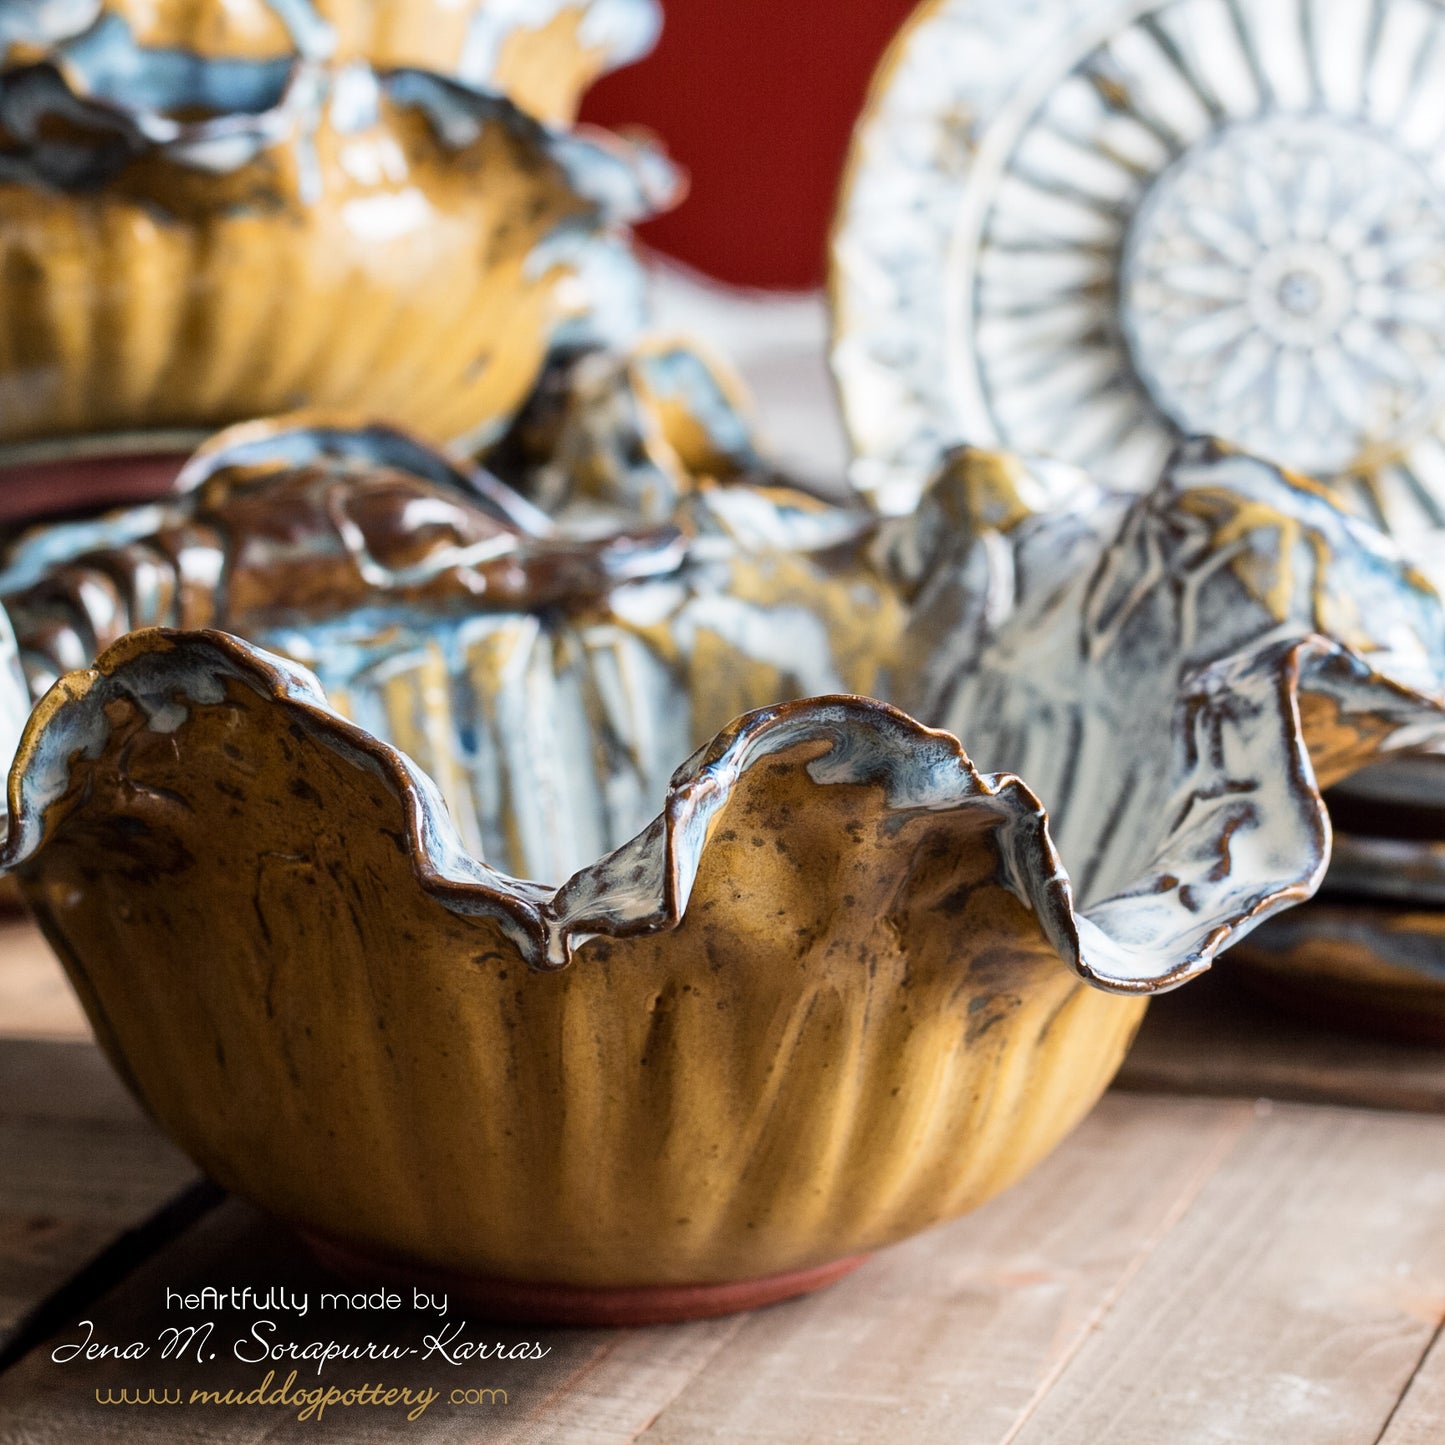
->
left=4, top=915, right=1445, bottom=1443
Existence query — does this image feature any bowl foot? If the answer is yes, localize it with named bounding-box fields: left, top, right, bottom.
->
left=299, top=1231, right=870, bottom=1326
left=0, top=442, right=195, bottom=523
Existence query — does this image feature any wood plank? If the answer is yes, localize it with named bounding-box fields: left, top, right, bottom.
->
left=0, top=1197, right=744, bottom=1442
left=1117, top=968, right=1445, bottom=1113
left=1001, top=1102, right=1445, bottom=1445
left=7, top=1087, right=1444, bottom=1441
left=630, top=1095, right=1254, bottom=1445
left=1378, top=1320, right=1445, bottom=1444
left=0, top=1096, right=1250, bottom=1441
left=0, top=1037, right=144, bottom=1127
left=0, top=1039, right=196, bottom=1354
left=0, top=914, right=89, bottom=1043
left=6, top=998, right=1444, bottom=1439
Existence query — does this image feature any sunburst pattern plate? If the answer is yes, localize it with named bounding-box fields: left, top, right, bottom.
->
left=832, top=0, right=1445, bottom=513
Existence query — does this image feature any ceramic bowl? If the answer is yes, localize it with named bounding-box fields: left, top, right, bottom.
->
left=1320, top=757, right=1445, bottom=901
left=0, top=413, right=898, bottom=873
left=1232, top=755, right=1445, bottom=1037
left=488, top=335, right=775, bottom=524
left=1324, top=833, right=1445, bottom=907
left=6, top=0, right=661, bottom=124
left=830, top=0, right=1445, bottom=1035
left=3, top=424, right=1442, bottom=1321
left=0, top=50, right=672, bottom=456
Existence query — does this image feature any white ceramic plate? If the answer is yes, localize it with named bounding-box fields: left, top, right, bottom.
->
left=831, top=0, right=1445, bottom=515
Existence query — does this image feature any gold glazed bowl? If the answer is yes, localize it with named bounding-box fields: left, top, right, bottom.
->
left=4, top=0, right=661, bottom=124
left=3, top=423, right=1443, bottom=1321
left=0, top=21, right=672, bottom=458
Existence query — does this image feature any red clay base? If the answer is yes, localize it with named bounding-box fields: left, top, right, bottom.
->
left=300, top=1231, right=870, bottom=1326
left=0, top=447, right=193, bottom=523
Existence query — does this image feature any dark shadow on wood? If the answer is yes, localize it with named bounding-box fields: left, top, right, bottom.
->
left=0, top=1179, right=223, bottom=1374
left=1116, top=967, right=1445, bottom=1113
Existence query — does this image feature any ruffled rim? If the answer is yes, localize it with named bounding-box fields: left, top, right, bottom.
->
left=1, top=0, right=662, bottom=94
left=0, top=48, right=675, bottom=209
left=6, top=624, right=1438, bottom=995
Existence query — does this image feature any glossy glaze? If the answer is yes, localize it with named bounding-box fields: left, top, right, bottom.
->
left=3, top=423, right=1443, bottom=1304
left=0, top=416, right=897, bottom=881
left=5, top=0, right=661, bottom=123
left=0, top=60, right=670, bottom=451
left=5, top=638, right=1148, bottom=1285
left=879, top=439, right=1445, bottom=989
left=1231, top=900, right=1445, bottom=1044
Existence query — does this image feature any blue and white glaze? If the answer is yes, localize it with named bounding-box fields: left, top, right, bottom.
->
left=833, top=0, right=1445, bottom=513
left=5, top=423, right=1445, bottom=993
left=0, top=46, right=673, bottom=208
left=880, top=438, right=1445, bottom=987
left=1, top=0, right=661, bottom=112
left=0, top=631, right=1062, bottom=977
left=0, top=418, right=886, bottom=887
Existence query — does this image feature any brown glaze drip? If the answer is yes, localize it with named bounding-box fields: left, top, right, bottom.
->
left=200, top=460, right=684, bottom=620
left=9, top=522, right=223, bottom=679
left=0, top=449, right=686, bottom=690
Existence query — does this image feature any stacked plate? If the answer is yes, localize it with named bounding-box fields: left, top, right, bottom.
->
left=831, top=0, right=1445, bottom=518
left=1232, top=758, right=1445, bottom=1041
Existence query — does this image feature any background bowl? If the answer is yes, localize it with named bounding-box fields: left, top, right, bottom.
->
left=1231, top=900, right=1445, bottom=1044
left=12, top=0, right=663, bottom=124
left=0, top=67, right=668, bottom=456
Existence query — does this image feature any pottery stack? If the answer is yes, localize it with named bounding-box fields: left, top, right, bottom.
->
left=0, top=0, right=671, bottom=518
left=7, top=0, right=1445, bottom=1327
left=1224, top=466, right=1445, bottom=1044
left=1230, top=692, right=1445, bottom=1042
left=9, top=410, right=1445, bottom=1321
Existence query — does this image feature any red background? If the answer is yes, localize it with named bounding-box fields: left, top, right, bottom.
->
left=579, top=0, right=920, bottom=291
